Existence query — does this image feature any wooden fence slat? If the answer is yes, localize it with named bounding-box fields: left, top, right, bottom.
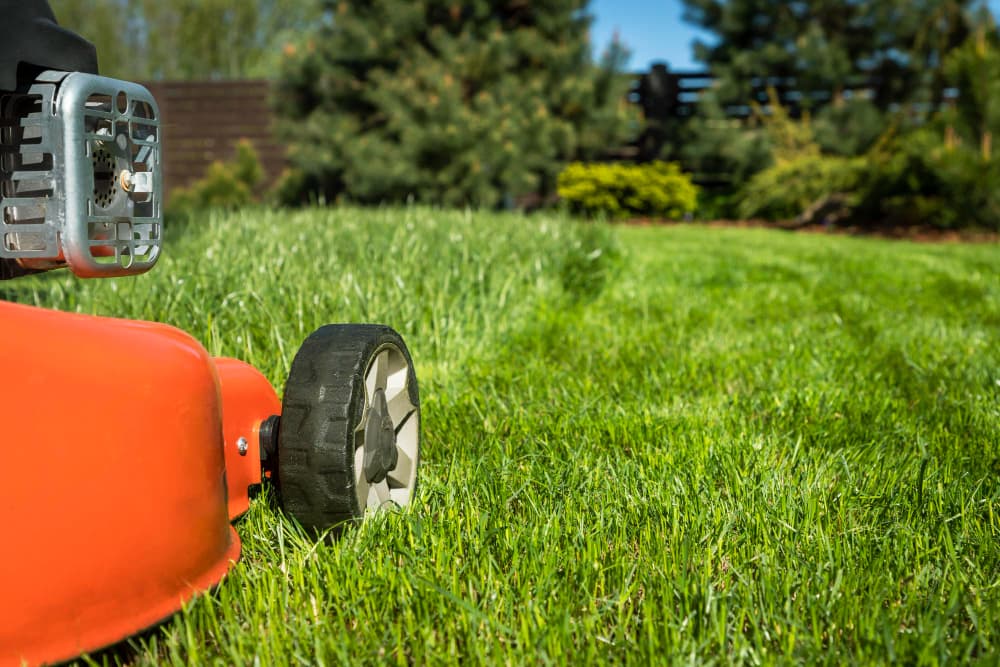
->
left=143, top=80, right=285, bottom=201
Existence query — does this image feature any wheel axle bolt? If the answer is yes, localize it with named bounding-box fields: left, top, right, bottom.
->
left=236, top=437, right=249, bottom=456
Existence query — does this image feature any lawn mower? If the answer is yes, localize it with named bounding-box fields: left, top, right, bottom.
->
left=0, top=3, right=421, bottom=665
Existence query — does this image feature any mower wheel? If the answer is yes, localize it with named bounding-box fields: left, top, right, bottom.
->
left=276, top=324, right=420, bottom=532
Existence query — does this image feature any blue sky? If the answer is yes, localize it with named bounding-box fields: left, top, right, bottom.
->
left=590, top=0, right=1000, bottom=72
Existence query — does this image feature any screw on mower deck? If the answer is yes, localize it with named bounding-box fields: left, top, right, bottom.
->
left=0, top=9, right=421, bottom=663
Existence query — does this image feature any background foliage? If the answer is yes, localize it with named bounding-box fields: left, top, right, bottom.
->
left=672, top=3, right=1000, bottom=228
left=168, top=140, right=265, bottom=214
left=49, top=0, right=324, bottom=80
left=274, top=0, right=636, bottom=208
left=679, top=0, right=983, bottom=112
left=45, top=0, right=1000, bottom=227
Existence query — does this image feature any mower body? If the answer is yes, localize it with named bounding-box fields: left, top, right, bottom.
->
left=0, top=299, right=279, bottom=666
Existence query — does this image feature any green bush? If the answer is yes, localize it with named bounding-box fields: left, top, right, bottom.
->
left=169, top=139, right=264, bottom=213
left=557, top=161, right=699, bottom=220
left=734, top=95, right=869, bottom=222
left=728, top=32, right=1000, bottom=230
left=737, top=123, right=1000, bottom=230
left=693, top=189, right=741, bottom=221
left=934, top=148, right=1000, bottom=230
left=737, top=154, right=866, bottom=221
left=850, top=129, right=953, bottom=227
left=856, top=128, right=1000, bottom=230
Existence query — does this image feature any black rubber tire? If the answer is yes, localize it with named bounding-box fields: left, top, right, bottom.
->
left=276, top=324, right=419, bottom=532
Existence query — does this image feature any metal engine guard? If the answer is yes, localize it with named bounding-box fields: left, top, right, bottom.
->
left=0, top=71, right=162, bottom=276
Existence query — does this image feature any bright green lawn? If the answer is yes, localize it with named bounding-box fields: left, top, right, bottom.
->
left=6, top=208, right=999, bottom=664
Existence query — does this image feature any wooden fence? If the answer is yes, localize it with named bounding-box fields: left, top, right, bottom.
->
left=142, top=80, right=286, bottom=202
left=627, top=64, right=929, bottom=161
left=631, top=63, right=917, bottom=120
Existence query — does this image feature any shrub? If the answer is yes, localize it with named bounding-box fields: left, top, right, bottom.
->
left=679, top=88, right=823, bottom=208
left=856, top=127, right=1000, bottom=230
left=749, top=89, right=821, bottom=164
left=738, top=123, right=1000, bottom=230
left=272, top=167, right=321, bottom=207
left=933, top=148, right=1000, bottom=230
left=169, top=139, right=264, bottom=213
left=694, top=190, right=742, bottom=221
left=733, top=95, right=975, bottom=228
left=557, top=161, right=699, bottom=220
left=737, top=154, right=865, bottom=221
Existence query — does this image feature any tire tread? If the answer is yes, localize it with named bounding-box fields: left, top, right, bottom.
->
left=276, top=324, right=417, bottom=531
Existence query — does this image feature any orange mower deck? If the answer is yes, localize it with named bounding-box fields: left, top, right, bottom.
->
left=0, top=300, right=277, bottom=666
left=0, top=299, right=421, bottom=667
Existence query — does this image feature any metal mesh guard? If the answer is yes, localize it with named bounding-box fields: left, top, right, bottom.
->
left=0, top=71, right=162, bottom=277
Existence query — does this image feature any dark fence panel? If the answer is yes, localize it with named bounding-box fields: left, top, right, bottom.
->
left=631, top=64, right=891, bottom=122
left=627, top=64, right=956, bottom=162
left=143, top=80, right=286, bottom=202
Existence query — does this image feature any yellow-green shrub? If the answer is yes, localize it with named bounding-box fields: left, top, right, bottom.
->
left=737, top=154, right=866, bottom=221
left=557, top=161, right=699, bottom=220
left=169, top=139, right=263, bottom=213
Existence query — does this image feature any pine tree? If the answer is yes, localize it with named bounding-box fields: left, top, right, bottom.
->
left=944, top=25, right=1000, bottom=158
left=680, top=0, right=979, bottom=111
left=274, top=0, right=636, bottom=207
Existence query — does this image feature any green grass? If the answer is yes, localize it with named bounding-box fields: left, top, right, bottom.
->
left=6, top=208, right=999, bottom=664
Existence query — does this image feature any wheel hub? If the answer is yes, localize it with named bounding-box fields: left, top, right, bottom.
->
left=363, top=388, right=398, bottom=483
